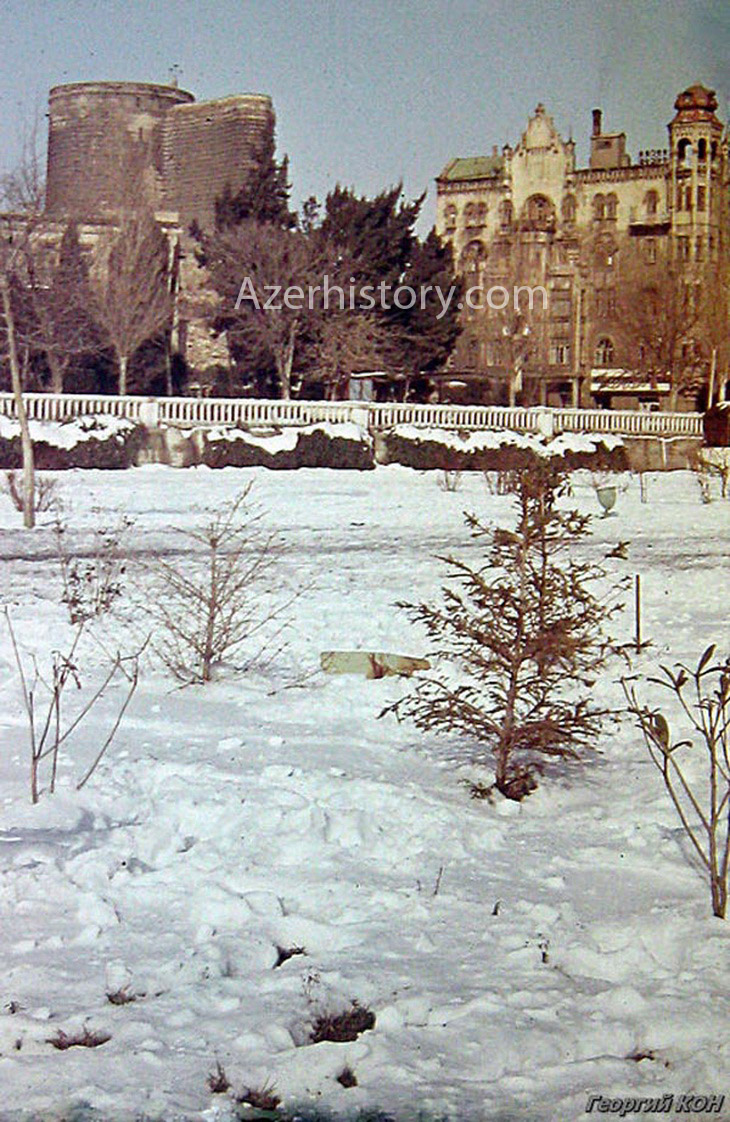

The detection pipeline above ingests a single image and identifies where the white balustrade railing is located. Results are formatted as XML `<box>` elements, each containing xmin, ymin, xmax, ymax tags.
<box><xmin>0</xmin><ymin>392</ymin><xmax>705</xmax><ymax>438</ymax></box>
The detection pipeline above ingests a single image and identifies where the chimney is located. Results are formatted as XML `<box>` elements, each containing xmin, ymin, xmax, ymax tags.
<box><xmin>592</xmin><ymin>108</ymin><xmax>602</xmax><ymax>136</ymax></box>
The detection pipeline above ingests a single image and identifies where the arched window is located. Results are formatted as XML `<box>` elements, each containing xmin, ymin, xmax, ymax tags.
<box><xmin>594</xmin><ymin>337</ymin><xmax>615</xmax><ymax>366</ymax></box>
<box><xmin>444</xmin><ymin>204</ymin><xmax>457</xmax><ymax>229</ymax></box>
<box><xmin>464</xmin><ymin>202</ymin><xmax>477</xmax><ymax>225</ymax></box>
<box><xmin>593</xmin><ymin>193</ymin><xmax>606</xmax><ymax>221</ymax></box>
<box><xmin>460</xmin><ymin>239</ymin><xmax>487</xmax><ymax>277</ymax></box>
<box><xmin>523</xmin><ymin>194</ymin><xmax>555</xmax><ymax>231</ymax></box>
<box><xmin>644</xmin><ymin>190</ymin><xmax>658</xmax><ymax>217</ymax></box>
<box><xmin>476</xmin><ymin>202</ymin><xmax>487</xmax><ymax>225</ymax></box>
<box><xmin>594</xmin><ymin>235</ymin><xmax>617</xmax><ymax>269</ymax></box>
<box><xmin>711</xmin><ymin>140</ymin><xmax>719</xmax><ymax>162</ymax></box>
<box><xmin>677</xmin><ymin>138</ymin><xmax>692</xmax><ymax>167</ymax></box>
<box><xmin>697</xmin><ymin>138</ymin><xmax>707</xmax><ymax>161</ymax></box>
<box><xmin>605</xmin><ymin>193</ymin><xmax>618</xmax><ymax>220</ymax></box>
<box><xmin>499</xmin><ymin>199</ymin><xmax>513</xmax><ymax>229</ymax></box>
<box><xmin>562</xmin><ymin>194</ymin><xmax>576</xmax><ymax>224</ymax></box>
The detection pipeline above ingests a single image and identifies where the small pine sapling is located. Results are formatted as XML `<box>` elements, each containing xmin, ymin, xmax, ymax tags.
<box><xmin>386</xmin><ymin>464</ymin><xmax>623</xmax><ymax>799</ymax></box>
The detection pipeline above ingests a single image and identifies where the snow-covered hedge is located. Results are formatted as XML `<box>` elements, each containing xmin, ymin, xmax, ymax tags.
<box><xmin>381</xmin><ymin>424</ymin><xmax>629</xmax><ymax>472</ymax></box>
<box><xmin>201</xmin><ymin>421</ymin><xmax>375</xmax><ymax>470</ymax></box>
<box><xmin>0</xmin><ymin>415</ymin><xmax>146</xmax><ymax>470</ymax></box>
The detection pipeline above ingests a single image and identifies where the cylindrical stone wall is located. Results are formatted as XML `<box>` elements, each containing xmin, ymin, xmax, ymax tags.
<box><xmin>162</xmin><ymin>94</ymin><xmax>275</xmax><ymax>229</ymax></box>
<box><xmin>45</xmin><ymin>81</ymin><xmax>195</xmax><ymax>216</ymax></box>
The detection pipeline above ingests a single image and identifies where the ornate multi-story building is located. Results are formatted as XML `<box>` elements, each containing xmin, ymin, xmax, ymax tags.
<box><xmin>436</xmin><ymin>84</ymin><xmax>729</xmax><ymax>409</ymax></box>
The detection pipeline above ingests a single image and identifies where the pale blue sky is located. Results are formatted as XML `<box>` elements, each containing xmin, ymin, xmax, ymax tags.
<box><xmin>0</xmin><ymin>0</ymin><xmax>727</xmax><ymax>229</ymax></box>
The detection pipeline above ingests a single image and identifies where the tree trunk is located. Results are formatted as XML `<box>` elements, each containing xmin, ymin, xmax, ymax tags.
<box><xmin>277</xmin><ymin>320</ymin><xmax>298</xmax><ymax>399</ymax></box>
<box><xmin>1</xmin><ymin>276</ymin><xmax>35</xmax><ymax>528</ymax></box>
<box><xmin>119</xmin><ymin>353</ymin><xmax>128</xmax><ymax>396</ymax></box>
<box><xmin>47</xmin><ymin>352</ymin><xmax>65</xmax><ymax>395</ymax></box>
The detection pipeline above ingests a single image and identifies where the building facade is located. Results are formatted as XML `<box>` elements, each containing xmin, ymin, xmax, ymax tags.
<box><xmin>436</xmin><ymin>84</ymin><xmax>729</xmax><ymax>409</ymax></box>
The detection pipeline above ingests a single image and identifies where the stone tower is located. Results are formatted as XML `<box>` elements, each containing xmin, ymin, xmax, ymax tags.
<box><xmin>45</xmin><ymin>80</ymin><xmax>276</xmax><ymax>230</ymax></box>
<box><xmin>668</xmin><ymin>83</ymin><xmax>726</xmax><ymax>264</ymax></box>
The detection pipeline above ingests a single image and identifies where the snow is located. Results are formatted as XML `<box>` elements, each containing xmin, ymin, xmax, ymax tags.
<box><xmin>206</xmin><ymin>421</ymin><xmax>370</xmax><ymax>453</ymax></box>
<box><xmin>392</xmin><ymin>424</ymin><xmax>624</xmax><ymax>455</ymax></box>
<box><xmin>0</xmin><ymin>414</ymin><xmax>136</xmax><ymax>449</ymax></box>
<box><xmin>0</xmin><ymin>466</ymin><xmax>728</xmax><ymax>1121</ymax></box>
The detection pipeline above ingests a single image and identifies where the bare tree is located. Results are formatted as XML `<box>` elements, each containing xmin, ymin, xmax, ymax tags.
<box><xmin>90</xmin><ymin>211</ymin><xmax>173</xmax><ymax>394</ymax></box>
<box><xmin>616</xmin><ymin>241</ymin><xmax>703</xmax><ymax>411</ymax></box>
<box><xmin>0</xmin><ymin>234</ymin><xmax>35</xmax><ymax>528</ymax></box>
<box><xmin>459</xmin><ymin>238</ymin><xmax>549</xmax><ymax>406</ymax></box>
<box><xmin>0</xmin><ymin>109</ymin><xmax>46</xmax><ymax>215</ymax></box>
<box><xmin>202</xmin><ymin>219</ymin><xmax>330</xmax><ymax>399</ymax></box>
<box><xmin>306</xmin><ymin>312</ymin><xmax>389</xmax><ymax>399</ymax></box>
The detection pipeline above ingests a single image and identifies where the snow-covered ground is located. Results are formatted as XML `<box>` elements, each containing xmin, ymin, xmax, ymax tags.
<box><xmin>0</xmin><ymin>465</ymin><xmax>728</xmax><ymax>1122</ymax></box>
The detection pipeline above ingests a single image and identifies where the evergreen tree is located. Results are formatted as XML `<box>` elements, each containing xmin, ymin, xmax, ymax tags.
<box><xmin>320</xmin><ymin>183</ymin><xmax>422</xmax><ymax>287</ymax></box>
<box><xmin>319</xmin><ymin>185</ymin><xmax>461</xmax><ymax>380</ymax></box>
<box><xmin>215</xmin><ymin>128</ymin><xmax>296</xmax><ymax>230</ymax></box>
<box><xmin>387</xmin><ymin>464</ymin><xmax>622</xmax><ymax>800</ymax></box>
<box><xmin>391</xmin><ymin>228</ymin><xmax>462</xmax><ymax>376</ymax></box>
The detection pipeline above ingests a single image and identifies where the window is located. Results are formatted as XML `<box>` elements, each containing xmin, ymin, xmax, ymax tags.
<box><xmin>676</xmin><ymin>185</ymin><xmax>683</xmax><ymax>211</ymax></box>
<box><xmin>697</xmin><ymin>138</ymin><xmax>707</xmax><ymax>161</ymax></box>
<box><xmin>697</xmin><ymin>186</ymin><xmax>706</xmax><ymax>211</ymax></box>
<box><xmin>477</xmin><ymin>202</ymin><xmax>487</xmax><ymax>225</ymax></box>
<box><xmin>677</xmin><ymin>236</ymin><xmax>690</xmax><ymax>261</ymax></box>
<box><xmin>464</xmin><ymin>202</ymin><xmax>477</xmax><ymax>225</ymax></box>
<box><xmin>562</xmin><ymin>194</ymin><xmax>576</xmax><ymax>224</ymax></box>
<box><xmin>594</xmin><ymin>236</ymin><xmax>617</xmax><ymax>269</ymax></box>
<box><xmin>460</xmin><ymin>239</ymin><xmax>487</xmax><ymax>277</ymax></box>
<box><xmin>594</xmin><ymin>337</ymin><xmax>615</xmax><ymax>366</ymax></box>
<box><xmin>549</xmin><ymin>342</ymin><xmax>570</xmax><ymax>365</ymax></box>
<box><xmin>499</xmin><ymin>200</ymin><xmax>513</xmax><ymax>229</ymax></box>
<box><xmin>605</xmin><ymin>193</ymin><xmax>618</xmax><ymax>220</ymax></box>
<box><xmin>523</xmin><ymin>194</ymin><xmax>555</xmax><ymax>231</ymax></box>
<box><xmin>696</xmin><ymin>237</ymin><xmax>704</xmax><ymax>262</ymax></box>
<box><xmin>645</xmin><ymin>239</ymin><xmax>657</xmax><ymax>264</ymax></box>
<box><xmin>684</xmin><ymin>185</ymin><xmax>692</xmax><ymax>211</ymax></box>
<box><xmin>644</xmin><ymin>190</ymin><xmax>659</xmax><ymax>217</ymax></box>
<box><xmin>592</xmin><ymin>193</ymin><xmax>605</xmax><ymax>221</ymax></box>
<box><xmin>444</xmin><ymin>204</ymin><xmax>457</xmax><ymax>229</ymax></box>
<box><xmin>677</xmin><ymin>138</ymin><xmax>692</xmax><ymax>166</ymax></box>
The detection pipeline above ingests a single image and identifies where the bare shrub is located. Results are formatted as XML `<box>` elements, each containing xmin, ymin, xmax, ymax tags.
<box><xmin>235</xmin><ymin>1081</ymin><xmax>281</xmax><ymax>1111</ymax></box>
<box><xmin>690</xmin><ymin>449</ymin><xmax>730</xmax><ymax>503</ymax></box>
<box><xmin>140</xmin><ymin>484</ymin><xmax>295</xmax><ymax>684</ymax></box>
<box><xmin>47</xmin><ymin>1027</ymin><xmax>111</xmax><ymax>1050</ymax></box>
<box><xmin>624</xmin><ymin>645</ymin><xmax>730</xmax><ymax>919</ymax></box>
<box><xmin>55</xmin><ymin>514</ymin><xmax>131</xmax><ymax>625</ymax></box>
<box><xmin>206</xmin><ymin>1060</ymin><xmax>231</xmax><ymax>1093</ymax></box>
<box><xmin>4</xmin><ymin>470</ymin><xmax>58</xmax><ymax>514</ymax></box>
<box><xmin>5</xmin><ymin>608</ymin><xmax>142</xmax><ymax>803</ymax></box>
<box><xmin>310</xmin><ymin>1001</ymin><xmax>376</xmax><ymax>1044</ymax></box>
